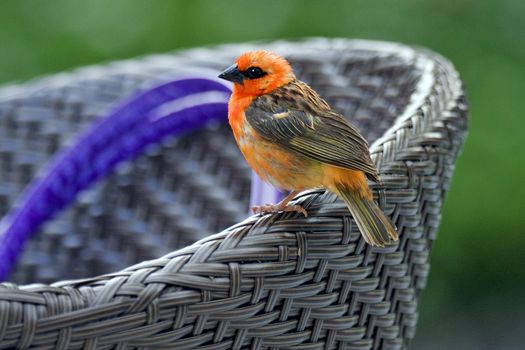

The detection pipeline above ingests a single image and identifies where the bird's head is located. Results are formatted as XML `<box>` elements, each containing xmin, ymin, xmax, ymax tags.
<box><xmin>218</xmin><ymin>51</ymin><xmax>295</xmax><ymax>97</ymax></box>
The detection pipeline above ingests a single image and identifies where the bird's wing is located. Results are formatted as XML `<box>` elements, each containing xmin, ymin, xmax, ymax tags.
<box><xmin>246</xmin><ymin>88</ymin><xmax>380</xmax><ymax>182</ymax></box>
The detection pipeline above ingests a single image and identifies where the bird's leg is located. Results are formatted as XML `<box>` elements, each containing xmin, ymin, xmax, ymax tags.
<box><xmin>252</xmin><ymin>190</ymin><xmax>308</xmax><ymax>217</ymax></box>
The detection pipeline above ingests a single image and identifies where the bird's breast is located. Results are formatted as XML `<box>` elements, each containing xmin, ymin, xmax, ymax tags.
<box><xmin>233</xmin><ymin>119</ymin><xmax>323</xmax><ymax>191</ymax></box>
<box><xmin>228</xmin><ymin>94</ymin><xmax>323</xmax><ymax>190</ymax></box>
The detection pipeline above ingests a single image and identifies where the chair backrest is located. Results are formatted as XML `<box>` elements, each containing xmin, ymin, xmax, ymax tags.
<box><xmin>0</xmin><ymin>77</ymin><xmax>234</xmax><ymax>281</ymax></box>
<box><xmin>0</xmin><ymin>38</ymin><xmax>468</xmax><ymax>349</ymax></box>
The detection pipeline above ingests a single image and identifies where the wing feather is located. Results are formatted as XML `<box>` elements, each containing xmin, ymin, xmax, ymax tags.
<box><xmin>246</xmin><ymin>81</ymin><xmax>380</xmax><ymax>182</ymax></box>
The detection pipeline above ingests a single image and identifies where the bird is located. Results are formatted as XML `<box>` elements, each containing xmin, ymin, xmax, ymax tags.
<box><xmin>218</xmin><ymin>50</ymin><xmax>398</xmax><ymax>247</ymax></box>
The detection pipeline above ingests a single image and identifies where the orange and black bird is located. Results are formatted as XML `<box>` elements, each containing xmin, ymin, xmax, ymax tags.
<box><xmin>219</xmin><ymin>51</ymin><xmax>398</xmax><ymax>246</ymax></box>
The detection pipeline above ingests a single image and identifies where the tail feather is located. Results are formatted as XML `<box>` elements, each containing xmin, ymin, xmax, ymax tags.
<box><xmin>335</xmin><ymin>184</ymin><xmax>398</xmax><ymax>247</ymax></box>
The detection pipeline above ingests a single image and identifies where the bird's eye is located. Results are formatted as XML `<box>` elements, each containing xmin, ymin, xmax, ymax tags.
<box><xmin>243</xmin><ymin>66</ymin><xmax>266</xmax><ymax>79</ymax></box>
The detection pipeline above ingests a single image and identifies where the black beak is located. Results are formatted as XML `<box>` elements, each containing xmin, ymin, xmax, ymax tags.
<box><xmin>218</xmin><ymin>64</ymin><xmax>244</xmax><ymax>84</ymax></box>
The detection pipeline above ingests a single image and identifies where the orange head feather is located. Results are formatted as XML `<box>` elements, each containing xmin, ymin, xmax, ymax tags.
<box><xmin>219</xmin><ymin>51</ymin><xmax>295</xmax><ymax>98</ymax></box>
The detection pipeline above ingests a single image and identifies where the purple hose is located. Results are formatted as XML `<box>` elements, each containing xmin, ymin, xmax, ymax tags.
<box><xmin>0</xmin><ymin>77</ymin><xmax>282</xmax><ymax>281</ymax></box>
<box><xmin>250</xmin><ymin>173</ymin><xmax>284</xmax><ymax>209</ymax></box>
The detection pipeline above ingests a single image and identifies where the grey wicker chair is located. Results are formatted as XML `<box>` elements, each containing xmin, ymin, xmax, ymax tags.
<box><xmin>0</xmin><ymin>39</ymin><xmax>467</xmax><ymax>349</ymax></box>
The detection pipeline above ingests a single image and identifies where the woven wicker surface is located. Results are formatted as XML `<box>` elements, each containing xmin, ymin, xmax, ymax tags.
<box><xmin>0</xmin><ymin>39</ymin><xmax>467</xmax><ymax>349</ymax></box>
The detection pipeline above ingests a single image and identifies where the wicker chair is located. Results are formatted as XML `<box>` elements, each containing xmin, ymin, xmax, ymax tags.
<box><xmin>0</xmin><ymin>39</ymin><xmax>467</xmax><ymax>349</ymax></box>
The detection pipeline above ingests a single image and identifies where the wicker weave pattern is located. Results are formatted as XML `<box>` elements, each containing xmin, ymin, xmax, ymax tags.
<box><xmin>0</xmin><ymin>63</ymin><xmax>250</xmax><ymax>284</ymax></box>
<box><xmin>0</xmin><ymin>39</ymin><xmax>467</xmax><ymax>349</ymax></box>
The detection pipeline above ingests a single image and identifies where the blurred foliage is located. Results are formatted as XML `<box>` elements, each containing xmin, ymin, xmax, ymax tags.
<box><xmin>1</xmin><ymin>0</ymin><xmax>524</xmax><ymax>346</ymax></box>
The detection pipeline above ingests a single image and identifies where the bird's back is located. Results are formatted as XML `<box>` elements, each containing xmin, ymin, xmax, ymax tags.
<box><xmin>245</xmin><ymin>80</ymin><xmax>381</xmax><ymax>183</ymax></box>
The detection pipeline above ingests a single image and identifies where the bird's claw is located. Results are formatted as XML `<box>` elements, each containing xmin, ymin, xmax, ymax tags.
<box><xmin>252</xmin><ymin>203</ymin><xmax>308</xmax><ymax>217</ymax></box>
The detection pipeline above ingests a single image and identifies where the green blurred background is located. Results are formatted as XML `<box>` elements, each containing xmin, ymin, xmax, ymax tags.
<box><xmin>1</xmin><ymin>0</ymin><xmax>524</xmax><ymax>348</ymax></box>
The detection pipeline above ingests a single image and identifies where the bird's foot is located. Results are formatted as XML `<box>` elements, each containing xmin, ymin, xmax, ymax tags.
<box><xmin>252</xmin><ymin>203</ymin><xmax>308</xmax><ymax>217</ymax></box>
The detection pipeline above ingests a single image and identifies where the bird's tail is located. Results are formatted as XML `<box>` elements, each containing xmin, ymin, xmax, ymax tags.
<box><xmin>334</xmin><ymin>183</ymin><xmax>398</xmax><ymax>247</ymax></box>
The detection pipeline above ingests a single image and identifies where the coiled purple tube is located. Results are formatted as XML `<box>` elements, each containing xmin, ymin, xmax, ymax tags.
<box><xmin>0</xmin><ymin>77</ymin><xmax>283</xmax><ymax>281</ymax></box>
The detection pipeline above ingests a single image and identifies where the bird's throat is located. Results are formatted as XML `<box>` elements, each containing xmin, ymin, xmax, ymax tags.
<box><xmin>228</xmin><ymin>94</ymin><xmax>253</xmax><ymax>140</ymax></box>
